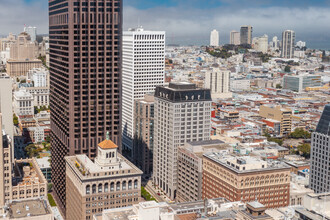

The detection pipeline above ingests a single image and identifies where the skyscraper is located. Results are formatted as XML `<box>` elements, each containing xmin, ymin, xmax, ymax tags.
<box><xmin>281</xmin><ymin>30</ymin><xmax>295</xmax><ymax>58</ymax></box>
<box><xmin>204</xmin><ymin>68</ymin><xmax>231</xmax><ymax>99</ymax></box>
<box><xmin>310</xmin><ymin>105</ymin><xmax>330</xmax><ymax>193</ymax></box>
<box><xmin>49</xmin><ymin>0</ymin><xmax>122</xmax><ymax>213</ymax></box>
<box><xmin>122</xmin><ymin>27</ymin><xmax>165</xmax><ymax>157</ymax></box>
<box><xmin>240</xmin><ymin>25</ymin><xmax>253</xmax><ymax>45</ymax></box>
<box><xmin>210</xmin><ymin>29</ymin><xmax>219</xmax><ymax>47</ymax></box>
<box><xmin>152</xmin><ymin>83</ymin><xmax>212</xmax><ymax>200</ymax></box>
<box><xmin>24</xmin><ymin>26</ymin><xmax>37</xmax><ymax>42</ymax></box>
<box><xmin>230</xmin><ymin>30</ymin><xmax>240</xmax><ymax>45</ymax></box>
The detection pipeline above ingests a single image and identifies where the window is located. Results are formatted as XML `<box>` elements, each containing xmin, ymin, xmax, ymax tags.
<box><xmin>128</xmin><ymin>180</ymin><xmax>132</xmax><ymax>190</ymax></box>
<box><xmin>98</xmin><ymin>184</ymin><xmax>103</xmax><ymax>193</ymax></box>
<box><xmin>122</xmin><ymin>181</ymin><xmax>126</xmax><ymax>190</ymax></box>
<box><xmin>92</xmin><ymin>184</ymin><xmax>96</xmax><ymax>194</ymax></box>
<box><xmin>134</xmin><ymin>180</ymin><xmax>138</xmax><ymax>189</ymax></box>
<box><xmin>104</xmin><ymin>183</ymin><xmax>108</xmax><ymax>192</ymax></box>
<box><xmin>86</xmin><ymin>185</ymin><xmax>90</xmax><ymax>194</ymax></box>
<box><xmin>116</xmin><ymin>182</ymin><xmax>120</xmax><ymax>191</ymax></box>
<box><xmin>110</xmin><ymin>182</ymin><xmax>114</xmax><ymax>192</ymax></box>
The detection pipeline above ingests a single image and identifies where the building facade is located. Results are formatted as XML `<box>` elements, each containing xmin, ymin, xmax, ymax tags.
<box><xmin>6</xmin><ymin>60</ymin><xmax>42</xmax><ymax>77</ymax></box>
<box><xmin>177</xmin><ymin>140</ymin><xmax>229</xmax><ymax>203</ymax></box>
<box><xmin>259</xmin><ymin>105</ymin><xmax>292</xmax><ymax>136</ymax></box>
<box><xmin>230</xmin><ymin>31</ymin><xmax>240</xmax><ymax>45</ymax></box>
<box><xmin>13</xmin><ymin>89</ymin><xmax>34</xmax><ymax>116</ymax></box>
<box><xmin>24</xmin><ymin>26</ymin><xmax>37</xmax><ymax>42</ymax></box>
<box><xmin>49</xmin><ymin>0</ymin><xmax>123</xmax><ymax>212</ymax></box>
<box><xmin>133</xmin><ymin>94</ymin><xmax>155</xmax><ymax>176</ymax></box>
<box><xmin>0</xmin><ymin>73</ymin><xmax>14</xmax><ymax>140</ymax></box>
<box><xmin>310</xmin><ymin>105</ymin><xmax>330</xmax><ymax>193</ymax></box>
<box><xmin>254</xmin><ymin>35</ymin><xmax>268</xmax><ymax>53</ymax></box>
<box><xmin>203</xmin><ymin>154</ymin><xmax>291</xmax><ymax>208</ymax></box>
<box><xmin>210</xmin><ymin>29</ymin><xmax>219</xmax><ymax>47</ymax></box>
<box><xmin>281</xmin><ymin>30</ymin><xmax>295</xmax><ymax>59</ymax></box>
<box><xmin>240</xmin><ymin>26</ymin><xmax>253</xmax><ymax>45</ymax></box>
<box><xmin>122</xmin><ymin>27</ymin><xmax>165</xmax><ymax>156</ymax></box>
<box><xmin>204</xmin><ymin>68</ymin><xmax>231</xmax><ymax>99</ymax></box>
<box><xmin>28</xmin><ymin>68</ymin><xmax>49</xmax><ymax>87</ymax></box>
<box><xmin>152</xmin><ymin>83</ymin><xmax>212</xmax><ymax>200</ymax></box>
<box><xmin>283</xmin><ymin>75</ymin><xmax>322</xmax><ymax>93</ymax></box>
<box><xmin>65</xmin><ymin>137</ymin><xmax>142</xmax><ymax>220</ymax></box>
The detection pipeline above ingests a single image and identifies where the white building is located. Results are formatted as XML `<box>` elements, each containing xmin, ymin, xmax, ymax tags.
<box><xmin>204</xmin><ymin>68</ymin><xmax>232</xmax><ymax>99</ymax></box>
<box><xmin>153</xmin><ymin>83</ymin><xmax>212</xmax><ymax>200</ymax></box>
<box><xmin>254</xmin><ymin>35</ymin><xmax>268</xmax><ymax>53</ymax></box>
<box><xmin>13</xmin><ymin>88</ymin><xmax>34</xmax><ymax>116</ymax></box>
<box><xmin>24</xmin><ymin>26</ymin><xmax>37</xmax><ymax>42</ymax></box>
<box><xmin>271</xmin><ymin>36</ymin><xmax>279</xmax><ymax>50</ymax></box>
<box><xmin>0</xmin><ymin>73</ymin><xmax>14</xmax><ymax>139</ymax></box>
<box><xmin>26</xmin><ymin>87</ymin><xmax>49</xmax><ymax>107</ymax></box>
<box><xmin>230</xmin><ymin>79</ymin><xmax>251</xmax><ymax>91</ymax></box>
<box><xmin>27</xmin><ymin>126</ymin><xmax>46</xmax><ymax>143</ymax></box>
<box><xmin>296</xmin><ymin>41</ymin><xmax>306</xmax><ymax>49</ymax></box>
<box><xmin>230</xmin><ymin>30</ymin><xmax>240</xmax><ymax>45</ymax></box>
<box><xmin>122</xmin><ymin>27</ymin><xmax>165</xmax><ymax>154</ymax></box>
<box><xmin>210</xmin><ymin>29</ymin><xmax>219</xmax><ymax>47</ymax></box>
<box><xmin>0</xmin><ymin>47</ymin><xmax>10</xmax><ymax>65</ymax></box>
<box><xmin>281</xmin><ymin>30</ymin><xmax>295</xmax><ymax>59</ymax></box>
<box><xmin>28</xmin><ymin>68</ymin><xmax>49</xmax><ymax>87</ymax></box>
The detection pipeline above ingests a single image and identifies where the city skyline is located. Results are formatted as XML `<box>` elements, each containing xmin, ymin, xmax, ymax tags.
<box><xmin>1</xmin><ymin>0</ymin><xmax>330</xmax><ymax>49</ymax></box>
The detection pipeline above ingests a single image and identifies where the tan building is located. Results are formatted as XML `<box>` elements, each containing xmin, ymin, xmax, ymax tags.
<box><xmin>9</xmin><ymin>32</ymin><xmax>37</xmax><ymax>61</ymax></box>
<box><xmin>203</xmin><ymin>154</ymin><xmax>291</xmax><ymax>209</ymax></box>
<box><xmin>0</xmin><ymin>114</ymin><xmax>47</xmax><ymax>211</ymax></box>
<box><xmin>236</xmin><ymin>201</ymin><xmax>273</xmax><ymax>220</ymax></box>
<box><xmin>6</xmin><ymin>60</ymin><xmax>42</xmax><ymax>77</ymax></box>
<box><xmin>177</xmin><ymin>140</ymin><xmax>230</xmax><ymax>203</ymax></box>
<box><xmin>3</xmin><ymin>198</ymin><xmax>54</xmax><ymax>220</ymax></box>
<box><xmin>133</xmin><ymin>94</ymin><xmax>154</xmax><ymax>176</ymax></box>
<box><xmin>259</xmin><ymin>105</ymin><xmax>292</xmax><ymax>136</ymax></box>
<box><xmin>65</xmin><ymin>135</ymin><xmax>143</xmax><ymax>220</ymax></box>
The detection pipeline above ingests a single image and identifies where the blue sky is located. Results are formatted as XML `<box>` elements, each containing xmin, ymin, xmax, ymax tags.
<box><xmin>2</xmin><ymin>0</ymin><xmax>330</xmax><ymax>48</ymax></box>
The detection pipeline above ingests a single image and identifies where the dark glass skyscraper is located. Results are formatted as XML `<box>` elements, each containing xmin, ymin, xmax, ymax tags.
<box><xmin>49</xmin><ymin>0</ymin><xmax>122</xmax><ymax>213</ymax></box>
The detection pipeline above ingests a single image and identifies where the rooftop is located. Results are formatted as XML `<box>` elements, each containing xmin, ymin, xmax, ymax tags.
<box><xmin>98</xmin><ymin>139</ymin><xmax>118</xmax><ymax>149</ymax></box>
<box><xmin>7</xmin><ymin>198</ymin><xmax>51</xmax><ymax>219</ymax></box>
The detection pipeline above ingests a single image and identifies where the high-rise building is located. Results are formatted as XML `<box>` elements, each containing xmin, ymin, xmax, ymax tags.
<box><xmin>310</xmin><ymin>105</ymin><xmax>330</xmax><ymax>193</ymax></box>
<box><xmin>49</xmin><ymin>0</ymin><xmax>122</xmax><ymax>213</ymax></box>
<box><xmin>259</xmin><ymin>105</ymin><xmax>292</xmax><ymax>136</ymax></box>
<box><xmin>152</xmin><ymin>83</ymin><xmax>212</xmax><ymax>200</ymax></box>
<box><xmin>254</xmin><ymin>35</ymin><xmax>268</xmax><ymax>53</ymax></box>
<box><xmin>271</xmin><ymin>36</ymin><xmax>279</xmax><ymax>50</ymax></box>
<box><xmin>210</xmin><ymin>29</ymin><xmax>219</xmax><ymax>47</ymax></box>
<box><xmin>283</xmin><ymin>75</ymin><xmax>322</xmax><ymax>93</ymax></box>
<box><xmin>203</xmin><ymin>154</ymin><xmax>291</xmax><ymax>208</ymax></box>
<box><xmin>24</xmin><ymin>26</ymin><xmax>37</xmax><ymax>42</ymax></box>
<box><xmin>230</xmin><ymin>30</ymin><xmax>240</xmax><ymax>45</ymax></box>
<box><xmin>204</xmin><ymin>68</ymin><xmax>232</xmax><ymax>99</ymax></box>
<box><xmin>122</xmin><ymin>27</ymin><xmax>165</xmax><ymax>156</ymax></box>
<box><xmin>281</xmin><ymin>30</ymin><xmax>295</xmax><ymax>58</ymax></box>
<box><xmin>133</xmin><ymin>94</ymin><xmax>155</xmax><ymax>176</ymax></box>
<box><xmin>65</xmin><ymin>136</ymin><xmax>142</xmax><ymax>219</ymax></box>
<box><xmin>296</xmin><ymin>40</ymin><xmax>306</xmax><ymax>49</ymax></box>
<box><xmin>0</xmin><ymin>73</ymin><xmax>13</xmax><ymax>141</ymax></box>
<box><xmin>240</xmin><ymin>25</ymin><xmax>253</xmax><ymax>45</ymax></box>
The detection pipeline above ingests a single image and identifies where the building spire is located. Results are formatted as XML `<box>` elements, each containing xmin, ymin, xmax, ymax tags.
<box><xmin>106</xmin><ymin>131</ymin><xmax>110</xmax><ymax>140</ymax></box>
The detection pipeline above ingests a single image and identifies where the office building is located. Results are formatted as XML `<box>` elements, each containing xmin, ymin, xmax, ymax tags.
<box><xmin>281</xmin><ymin>30</ymin><xmax>295</xmax><ymax>58</ymax></box>
<box><xmin>36</xmin><ymin>157</ymin><xmax>52</xmax><ymax>182</ymax></box>
<box><xmin>0</xmin><ymin>116</ymin><xmax>47</xmax><ymax>209</ymax></box>
<box><xmin>254</xmin><ymin>35</ymin><xmax>268</xmax><ymax>53</ymax></box>
<box><xmin>2</xmin><ymin>198</ymin><xmax>54</xmax><ymax>220</ymax></box>
<box><xmin>9</xmin><ymin>32</ymin><xmax>37</xmax><ymax>61</ymax></box>
<box><xmin>310</xmin><ymin>105</ymin><xmax>330</xmax><ymax>193</ymax></box>
<box><xmin>177</xmin><ymin>140</ymin><xmax>229</xmax><ymax>202</ymax></box>
<box><xmin>24</xmin><ymin>26</ymin><xmax>37</xmax><ymax>42</ymax></box>
<box><xmin>6</xmin><ymin>60</ymin><xmax>42</xmax><ymax>77</ymax></box>
<box><xmin>49</xmin><ymin>0</ymin><xmax>122</xmax><ymax>212</ymax></box>
<box><xmin>230</xmin><ymin>30</ymin><xmax>240</xmax><ymax>45</ymax></box>
<box><xmin>28</xmin><ymin>68</ymin><xmax>49</xmax><ymax>87</ymax></box>
<box><xmin>283</xmin><ymin>75</ymin><xmax>321</xmax><ymax>93</ymax></box>
<box><xmin>204</xmin><ymin>68</ymin><xmax>232</xmax><ymax>99</ymax></box>
<box><xmin>0</xmin><ymin>73</ymin><xmax>14</xmax><ymax>140</ymax></box>
<box><xmin>13</xmin><ymin>89</ymin><xmax>34</xmax><ymax>116</ymax></box>
<box><xmin>122</xmin><ymin>27</ymin><xmax>165</xmax><ymax>156</ymax></box>
<box><xmin>230</xmin><ymin>79</ymin><xmax>251</xmax><ymax>91</ymax></box>
<box><xmin>271</xmin><ymin>36</ymin><xmax>279</xmax><ymax>50</ymax></box>
<box><xmin>152</xmin><ymin>83</ymin><xmax>212</xmax><ymax>200</ymax></box>
<box><xmin>210</xmin><ymin>29</ymin><xmax>219</xmax><ymax>47</ymax></box>
<box><xmin>133</xmin><ymin>94</ymin><xmax>155</xmax><ymax>176</ymax></box>
<box><xmin>240</xmin><ymin>26</ymin><xmax>253</xmax><ymax>45</ymax></box>
<box><xmin>203</xmin><ymin>154</ymin><xmax>291</xmax><ymax>208</ymax></box>
<box><xmin>259</xmin><ymin>105</ymin><xmax>292</xmax><ymax>136</ymax></box>
<box><xmin>65</xmin><ymin>136</ymin><xmax>142</xmax><ymax>220</ymax></box>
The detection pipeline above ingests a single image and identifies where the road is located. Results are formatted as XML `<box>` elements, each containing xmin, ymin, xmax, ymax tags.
<box><xmin>144</xmin><ymin>181</ymin><xmax>166</xmax><ymax>203</ymax></box>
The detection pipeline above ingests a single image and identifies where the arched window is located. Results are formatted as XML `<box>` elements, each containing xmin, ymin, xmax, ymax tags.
<box><xmin>92</xmin><ymin>184</ymin><xmax>96</xmax><ymax>194</ymax></box>
<box><xmin>104</xmin><ymin>183</ymin><xmax>109</xmax><ymax>192</ymax></box>
<box><xmin>110</xmin><ymin>182</ymin><xmax>114</xmax><ymax>192</ymax></box>
<box><xmin>128</xmin><ymin>180</ymin><xmax>132</xmax><ymax>190</ymax></box>
<box><xmin>122</xmin><ymin>181</ymin><xmax>126</xmax><ymax>190</ymax></box>
<box><xmin>134</xmin><ymin>180</ymin><xmax>138</xmax><ymax>189</ymax></box>
<box><xmin>86</xmin><ymin>185</ymin><xmax>90</xmax><ymax>194</ymax></box>
<box><xmin>40</xmin><ymin>188</ymin><xmax>45</xmax><ymax>192</ymax></box>
<box><xmin>116</xmin><ymin>181</ymin><xmax>120</xmax><ymax>191</ymax></box>
<box><xmin>98</xmin><ymin>183</ymin><xmax>103</xmax><ymax>193</ymax></box>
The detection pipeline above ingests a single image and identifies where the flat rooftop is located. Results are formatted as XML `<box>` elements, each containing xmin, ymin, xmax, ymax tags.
<box><xmin>188</xmin><ymin>139</ymin><xmax>225</xmax><ymax>146</ymax></box>
<box><xmin>8</xmin><ymin>199</ymin><xmax>51</xmax><ymax>218</ymax></box>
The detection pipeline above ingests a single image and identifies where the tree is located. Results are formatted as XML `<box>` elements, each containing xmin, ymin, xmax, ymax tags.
<box><xmin>284</xmin><ymin>65</ymin><xmax>291</xmax><ymax>72</ymax></box>
<box><xmin>297</xmin><ymin>143</ymin><xmax>311</xmax><ymax>158</ymax></box>
<box><xmin>289</xmin><ymin>128</ymin><xmax>311</xmax><ymax>139</ymax></box>
<box><xmin>276</xmin><ymin>84</ymin><xmax>282</xmax><ymax>89</ymax></box>
<box><xmin>25</xmin><ymin>144</ymin><xmax>41</xmax><ymax>158</ymax></box>
<box><xmin>13</xmin><ymin>114</ymin><xmax>19</xmax><ymax>126</ymax></box>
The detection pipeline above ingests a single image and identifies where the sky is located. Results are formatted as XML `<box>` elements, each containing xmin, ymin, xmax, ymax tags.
<box><xmin>1</xmin><ymin>0</ymin><xmax>330</xmax><ymax>49</ymax></box>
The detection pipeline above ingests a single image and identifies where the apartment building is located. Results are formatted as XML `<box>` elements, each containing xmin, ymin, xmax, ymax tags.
<box><xmin>259</xmin><ymin>105</ymin><xmax>292</xmax><ymax>136</ymax></box>
<box><xmin>203</xmin><ymin>154</ymin><xmax>291</xmax><ymax>208</ymax></box>
<box><xmin>153</xmin><ymin>83</ymin><xmax>212</xmax><ymax>200</ymax></box>
<box><xmin>177</xmin><ymin>140</ymin><xmax>230</xmax><ymax>202</ymax></box>
<box><xmin>204</xmin><ymin>68</ymin><xmax>232</xmax><ymax>99</ymax></box>
<box><xmin>65</xmin><ymin>135</ymin><xmax>143</xmax><ymax>220</ymax></box>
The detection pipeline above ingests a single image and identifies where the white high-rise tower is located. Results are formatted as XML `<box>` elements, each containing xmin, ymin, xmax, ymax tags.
<box><xmin>281</xmin><ymin>30</ymin><xmax>295</xmax><ymax>58</ymax></box>
<box><xmin>210</xmin><ymin>29</ymin><xmax>219</xmax><ymax>46</ymax></box>
<box><xmin>122</xmin><ymin>27</ymin><xmax>165</xmax><ymax>156</ymax></box>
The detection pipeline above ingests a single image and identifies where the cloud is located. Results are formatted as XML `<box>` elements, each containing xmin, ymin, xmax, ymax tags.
<box><xmin>0</xmin><ymin>0</ymin><xmax>48</xmax><ymax>35</ymax></box>
<box><xmin>123</xmin><ymin>5</ymin><xmax>330</xmax><ymax>48</ymax></box>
